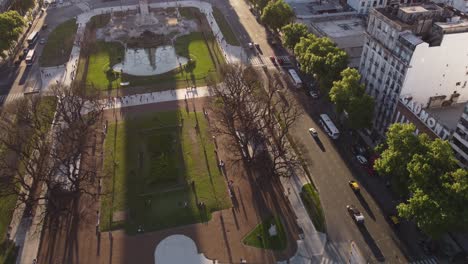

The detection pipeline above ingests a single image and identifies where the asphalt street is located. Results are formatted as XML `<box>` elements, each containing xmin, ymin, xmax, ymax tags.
<box><xmin>217</xmin><ymin>0</ymin><xmax>427</xmax><ymax>262</ymax></box>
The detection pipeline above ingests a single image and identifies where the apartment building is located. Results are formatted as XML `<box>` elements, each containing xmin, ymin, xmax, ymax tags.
<box><xmin>359</xmin><ymin>4</ymin><xmax>468</xmax><ymax>166</ymax></box>
<box><xmin>348</xmin><ymin>0</ymin><xmax>388</xmax><ymax>14</ymax></box>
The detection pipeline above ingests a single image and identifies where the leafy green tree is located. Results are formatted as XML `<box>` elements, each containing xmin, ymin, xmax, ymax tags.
<box><xmin>329</xmin><ymin>68</ymin><xmax>374</xmax><ymax>129</ymax></box>
<box><xmin>281</xmin><ymin>23</ymin><xmax>309</xmax><ymax>50</ymax></box>
<box><xmin>11</xmin><ymin>0</ymin><xmax>34</xmax><ymax>15</ymax></box>
<box><xmin>0</xmin><ymin>11</ymin><xmax>25</xmax><ymax>58</ymax></box>
<box><xmin>294</xmin><ymin>35</ymin><xmax>348</xmax><ymax>93</ymax></box>
<box><xmin>398</xmin><ymin>140</ymin><xmax>468</xmax><ymax>238</ymax></box>
<box><xmin>261</xmin><ymin>0</ymin><xmax>294</xmax><ymax>31</ymax></box>
<box><xmin>347</xmin><ymin>94</ymin><xmax>374</xmax><ymax>130</ymax></box>
<box><xmin>374</xmin><ymin>123</ymin><xmax>429</xmax><ymax>197</ymax></box>
<box><xmin>329</xmin><ymin>68</ymin><xmax>363</xmax><ymax>113</ymax></box>
<box><xmin>250</xmin><ymin>0</ymin><xmax>270</xmax><ymax>10</ymax></box>
<box><xmin>375</xmin><ymin>123</ymin><xmax>468</xmax><ymax>238</ymax></box>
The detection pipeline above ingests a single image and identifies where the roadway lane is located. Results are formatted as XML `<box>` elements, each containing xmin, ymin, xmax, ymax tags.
<box><xmin>290</xmin><ymin>103</ymin><xmax>408</xmax><ymax>262</ymax></box>
<box><xmin>221</xmin><ymin>0</ymin><xmax>410</xmax><ymax>262</ymax></box>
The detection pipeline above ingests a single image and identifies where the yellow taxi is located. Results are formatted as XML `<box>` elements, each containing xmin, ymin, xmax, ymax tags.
<box><xmin>389</xmin><ymin>215</ymin><xmax>400</xmax><ymax>226</ymax></box>
<box><xmin>348</xmin><ymin>180</ymin><xmax>360</xmax><ymax>192</ymax></box>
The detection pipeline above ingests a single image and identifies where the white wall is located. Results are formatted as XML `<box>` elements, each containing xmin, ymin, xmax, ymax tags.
<box><xmin>400</xmin><ymin>32</ymin><xmax>468</xmax><ymax>106</ymax></box>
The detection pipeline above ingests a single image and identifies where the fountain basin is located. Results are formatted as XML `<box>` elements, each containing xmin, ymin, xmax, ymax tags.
<box><xmin>113</xmin><ymin>45</ymin><xmax>188</xmax><ymax>76</ymax></box>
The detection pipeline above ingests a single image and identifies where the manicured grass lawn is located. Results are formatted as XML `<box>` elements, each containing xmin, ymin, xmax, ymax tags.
<box><xmin>212</xmin><ymin>7</ymin><xmax>239</xmax><ymax>46</ymax></box>
<box><xmin>122</xmin><ymin>32</ymin><xmax>222</xmax><ymax>89</ymax></box>
<box><xmin>40</xmin><ymin>19</ymin><xmax>78</xmax><ymax>67</ymax></box>
<box><xmin>86</xmin><ymin>41</ymin><xmax>124</xmax><ymax>90</ymax></box>
<box><xmin>101</xmin><ymin>110</ymin><xmax>230</xmax><ymax>234</ymax></box>
<box><xmin>86</xmin><ymin>32</ymin><xmax>223</xmax><ymax>91</ymax></box>
<box><xmin>243</xmin><ymin>216</ymin><xmax>287</xmax><ymax>251</ymax></box>
<box><xmin>301</xmin><ymin>183</ymin><xmax>326</xmax><ymax>232</ymax></box>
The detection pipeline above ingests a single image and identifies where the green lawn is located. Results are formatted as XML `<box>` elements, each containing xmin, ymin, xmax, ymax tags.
<box><xmin>212</xmin><ymin>7</ymin><xmax>240</xmax><ymax>46</ymax></box>
<box><xmin>243</xmin><ymin>216</ymin><xmax>287</xmax><ymax>251</ymax></box>
<box><xmin>40</xmin><ymin>19</ymin><xmax>78</xmax><ymax>67</ymax></box>
<box><xmin>101</xmin><ymin>110</ymin><xmax>230</xmax><ymax>234</ymax></box>
<box><xmin>86</xmin><ymin>32</ymin><xmax>223</xmax><ymax>91</ymax></box>
<box><xmin>301</xmin><ymin>184</ymin><xmax>326</xmax><ymax>232</ymax></box>
<box><xmin>85</xmin><ymin>41</ymin><xmax>124</xmax><ymax>90</ymax></box>
<box><xmin>122</xmin><ymin>32</ymin><xmax>222</xmax><ymax>89</ymax></box>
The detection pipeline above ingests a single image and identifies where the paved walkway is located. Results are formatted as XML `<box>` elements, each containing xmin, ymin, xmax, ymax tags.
<box><xmin>100</xmin><ymin>86</ymin><xmax>212</xmax><ymax>110</ymax></box>
<box><xmin>154</xmin><ymin>235</ymin><xmax>215</xmax><ymax>264</ymax></box>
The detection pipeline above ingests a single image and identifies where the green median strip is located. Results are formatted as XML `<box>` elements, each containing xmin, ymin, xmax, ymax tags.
<box><xmin>212</xmin><ymin>7</ymin><xmax>240</xmax><ymax>46</ymax></box>
<box><xmin>300</xmin><ymin>183</ymin><xmax>326</xmax><ymax>233</ymax></box>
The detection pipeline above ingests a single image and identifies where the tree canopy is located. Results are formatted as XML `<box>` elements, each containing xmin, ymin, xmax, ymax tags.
<box><xmin>0</xmin><ymin>11</ymin><xmax>25</xmax><ymax>58</ymax></box>
<box><xmin>261</xmin><ymin>0</ymin><xmax>294</xmax><ymax>31</ymax></box>
<box><xmin>329</xmin><ymin>68</ymin><xmax>374</xmax><ymax>129</ymax></box>
<box><xmin>294</xmin><ymin>35</ymin><xmax>348</xmax><ymax>93</ymax></box>
<box><xmin>281</xmin><ymin>23</ymin><xmax>309</xmax><ymax>50</ymax></box>
<box><xmin>375</xmin><ymin>123</ymin><xmax>468</xmax><ymax>238</ymax></box>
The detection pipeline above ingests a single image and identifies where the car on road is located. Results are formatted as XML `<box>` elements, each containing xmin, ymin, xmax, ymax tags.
<box><xmin>348</xmin><ymin>180</ymin><xmax>360</xmax><ymax>192</ymax></box>
<box><xmin>347</xmin><ymin>205</ymin><xmax>365</xmax><ymax>224</ymax></box>
<box><xmin>248</xmin><ymin>42</ymin><xmax>254</xmax><ymax>49</ymax></box>
<box><xmin>39</xmin><ymin>38</ymin><xmax>46</xmax><ymax>44</ymax></box>
<box><xmin>352</xmin><ymin>144</ymin><xmax>367</xmax><ymax>156</ymax></box>
<box><xmin>308</xmin><ymin>128</ymin><xmax>318</xmax><ymax>137</ymax></box>
<box><xmin>276</xmin><ymin>57</ymin><xmax>284</xmax><ymax>65</ymax></box>
<box><xmin>254</xmin><ymin>43</ymin><xmax>260</xmax><ymax>51</ymax></box>
<box><xmin>41</xmin><ymin>23</ymin><xmax>48</xmax><ymax>30</ymax></box>
<box><xmin>309</xmin><ymin>90</ymin><xmax>319</xmax><ymax>99</ymax></box>
<box><xmin>356</xmin><ymin>155</ymin><xmax>368</xmax><ymax>165</ymax></box>
<box><xmin>388</xmin><ymin>215</ymin><xmax>400</xmax><ymax>227</ymax></box>
<box><xmin>269</xmin><ymin>56</ymin><xmax>277</xmax><ymax>65</ymax></box>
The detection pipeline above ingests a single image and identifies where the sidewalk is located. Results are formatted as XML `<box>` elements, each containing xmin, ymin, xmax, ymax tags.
<box><xmin>100</xmin><ymin>86</ymin><xmax>212</xmax><ymax>110</ymax></box>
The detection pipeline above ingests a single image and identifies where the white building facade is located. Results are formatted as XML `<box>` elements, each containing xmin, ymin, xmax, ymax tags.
<box><xmin>359</xmin><ymin>4</ymin><xmax>468</xmax><ymax>166</ymax></box>
<box><xmin>348</xmin><ymin>0</ymin><xmax>388</xmax><ymax>14</ymax></box>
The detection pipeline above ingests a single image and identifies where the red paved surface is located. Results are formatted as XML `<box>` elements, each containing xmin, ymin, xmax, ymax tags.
<box><xmin>37</xmin><ymin>98</ymin><xmax>299</xmax><ymax>264</ymax></box>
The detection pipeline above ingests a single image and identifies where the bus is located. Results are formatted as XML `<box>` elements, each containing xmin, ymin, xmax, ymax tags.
<box><xmin>288</xmin><ymin>69</ymin><xmax>302</xmax><ymax>88</ymax></box>
<box><xmin>25</xmin><ymin>49</ymin><xmax>35</xmax><ymax>65</ymax></box>
<box><xmin>319</xmin><ymin>114</ymin><xmax>340</xmax><ymax>139</ymax></box>
<box><xmin>27</xmin><ymin>31</ymin><xmax>39</xmax><ymax>47</ymax></box>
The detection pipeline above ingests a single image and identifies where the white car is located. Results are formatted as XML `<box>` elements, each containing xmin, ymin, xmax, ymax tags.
<box><xmin>356</xmin><ymin>155</ymin><xmax>368</xmax><ymax>165</ymax></box>
<box><xmin>248</xmin><ymin>42</ymin><xmax>254</xmax><ymax>49</ymax></box>
<box><xmin>39</xmin><ymin>38</ymin><xmax>46</xmax><ymax>44</ymax></box>
<box><xmin>308</xmin><ymin>128</ymin><xmax>318</xmax><ymax>137</ymax></box>
<box><xmin>309</xmin><ymin>90</ymin><xmax>319</xmax><ymax>99</ymax></box>
<box><xmin>347</xmin><ymin>205</ymin><xmax>365</xmax><ymax>224</ymax></box>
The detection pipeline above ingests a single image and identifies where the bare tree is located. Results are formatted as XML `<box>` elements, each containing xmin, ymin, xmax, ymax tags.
<box><xmin>208</xmin><ymin>64</ymin><xmax>303</xmax><ymax>177</ymax></box>
<box><xmin>0</xmin><ymin>84</ymin><xmax>105</xmax><ymax>221</ymax></box>
<box><xmin>209</xmin><ymin>64</ymin><xmax>268</xmax><ymax>162</ymax></box>
<box><xmin>0</xmin><ymin>96</ymin><xmax>58</xmax><ymax>216</ymax></box>
<box><xmin>49</xmin><ymin>84</ymin><xmax>105</xmax><ymax>198</ymax></box>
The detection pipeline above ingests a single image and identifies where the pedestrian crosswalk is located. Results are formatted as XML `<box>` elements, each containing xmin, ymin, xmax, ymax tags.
<box><xmin>249</xmin><ymin>55</ymin><xmax>292</xmax><ymax>67</ymax></box>
<box><xmin>410</xmin><ymin>257</ymin><xmax>438</xmax><ymax>264</ymax></box>
<box><xmin>0</xmin><ymin>93</ymin><xmax>24</xmax><ymax>106</ymax></box>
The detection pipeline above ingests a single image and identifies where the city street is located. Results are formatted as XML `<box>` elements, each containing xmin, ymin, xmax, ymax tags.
<box><xmin>217</xmin><ymin>0</ymin><xmax>433</xmax><ymax>263</ymax></box>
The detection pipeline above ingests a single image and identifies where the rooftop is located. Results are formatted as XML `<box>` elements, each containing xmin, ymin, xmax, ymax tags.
<box><xmin>426</xmin><ymin>102</ymin><xmax>467</xmax><ymax>130</ymax></box>
<box><xmin>309</xmin><ymin>17</ymin><xmax>365</xmax><ymax>67</ymax></box>
<box><xmin>399</xmin><ymin>5</ymin><xmax>442</xmax><ymax>14</ymax></box>
<box><xmin>288</xmin><ymin>0</ymin><xmax>344</xmax><ymax>17</ymax></box>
